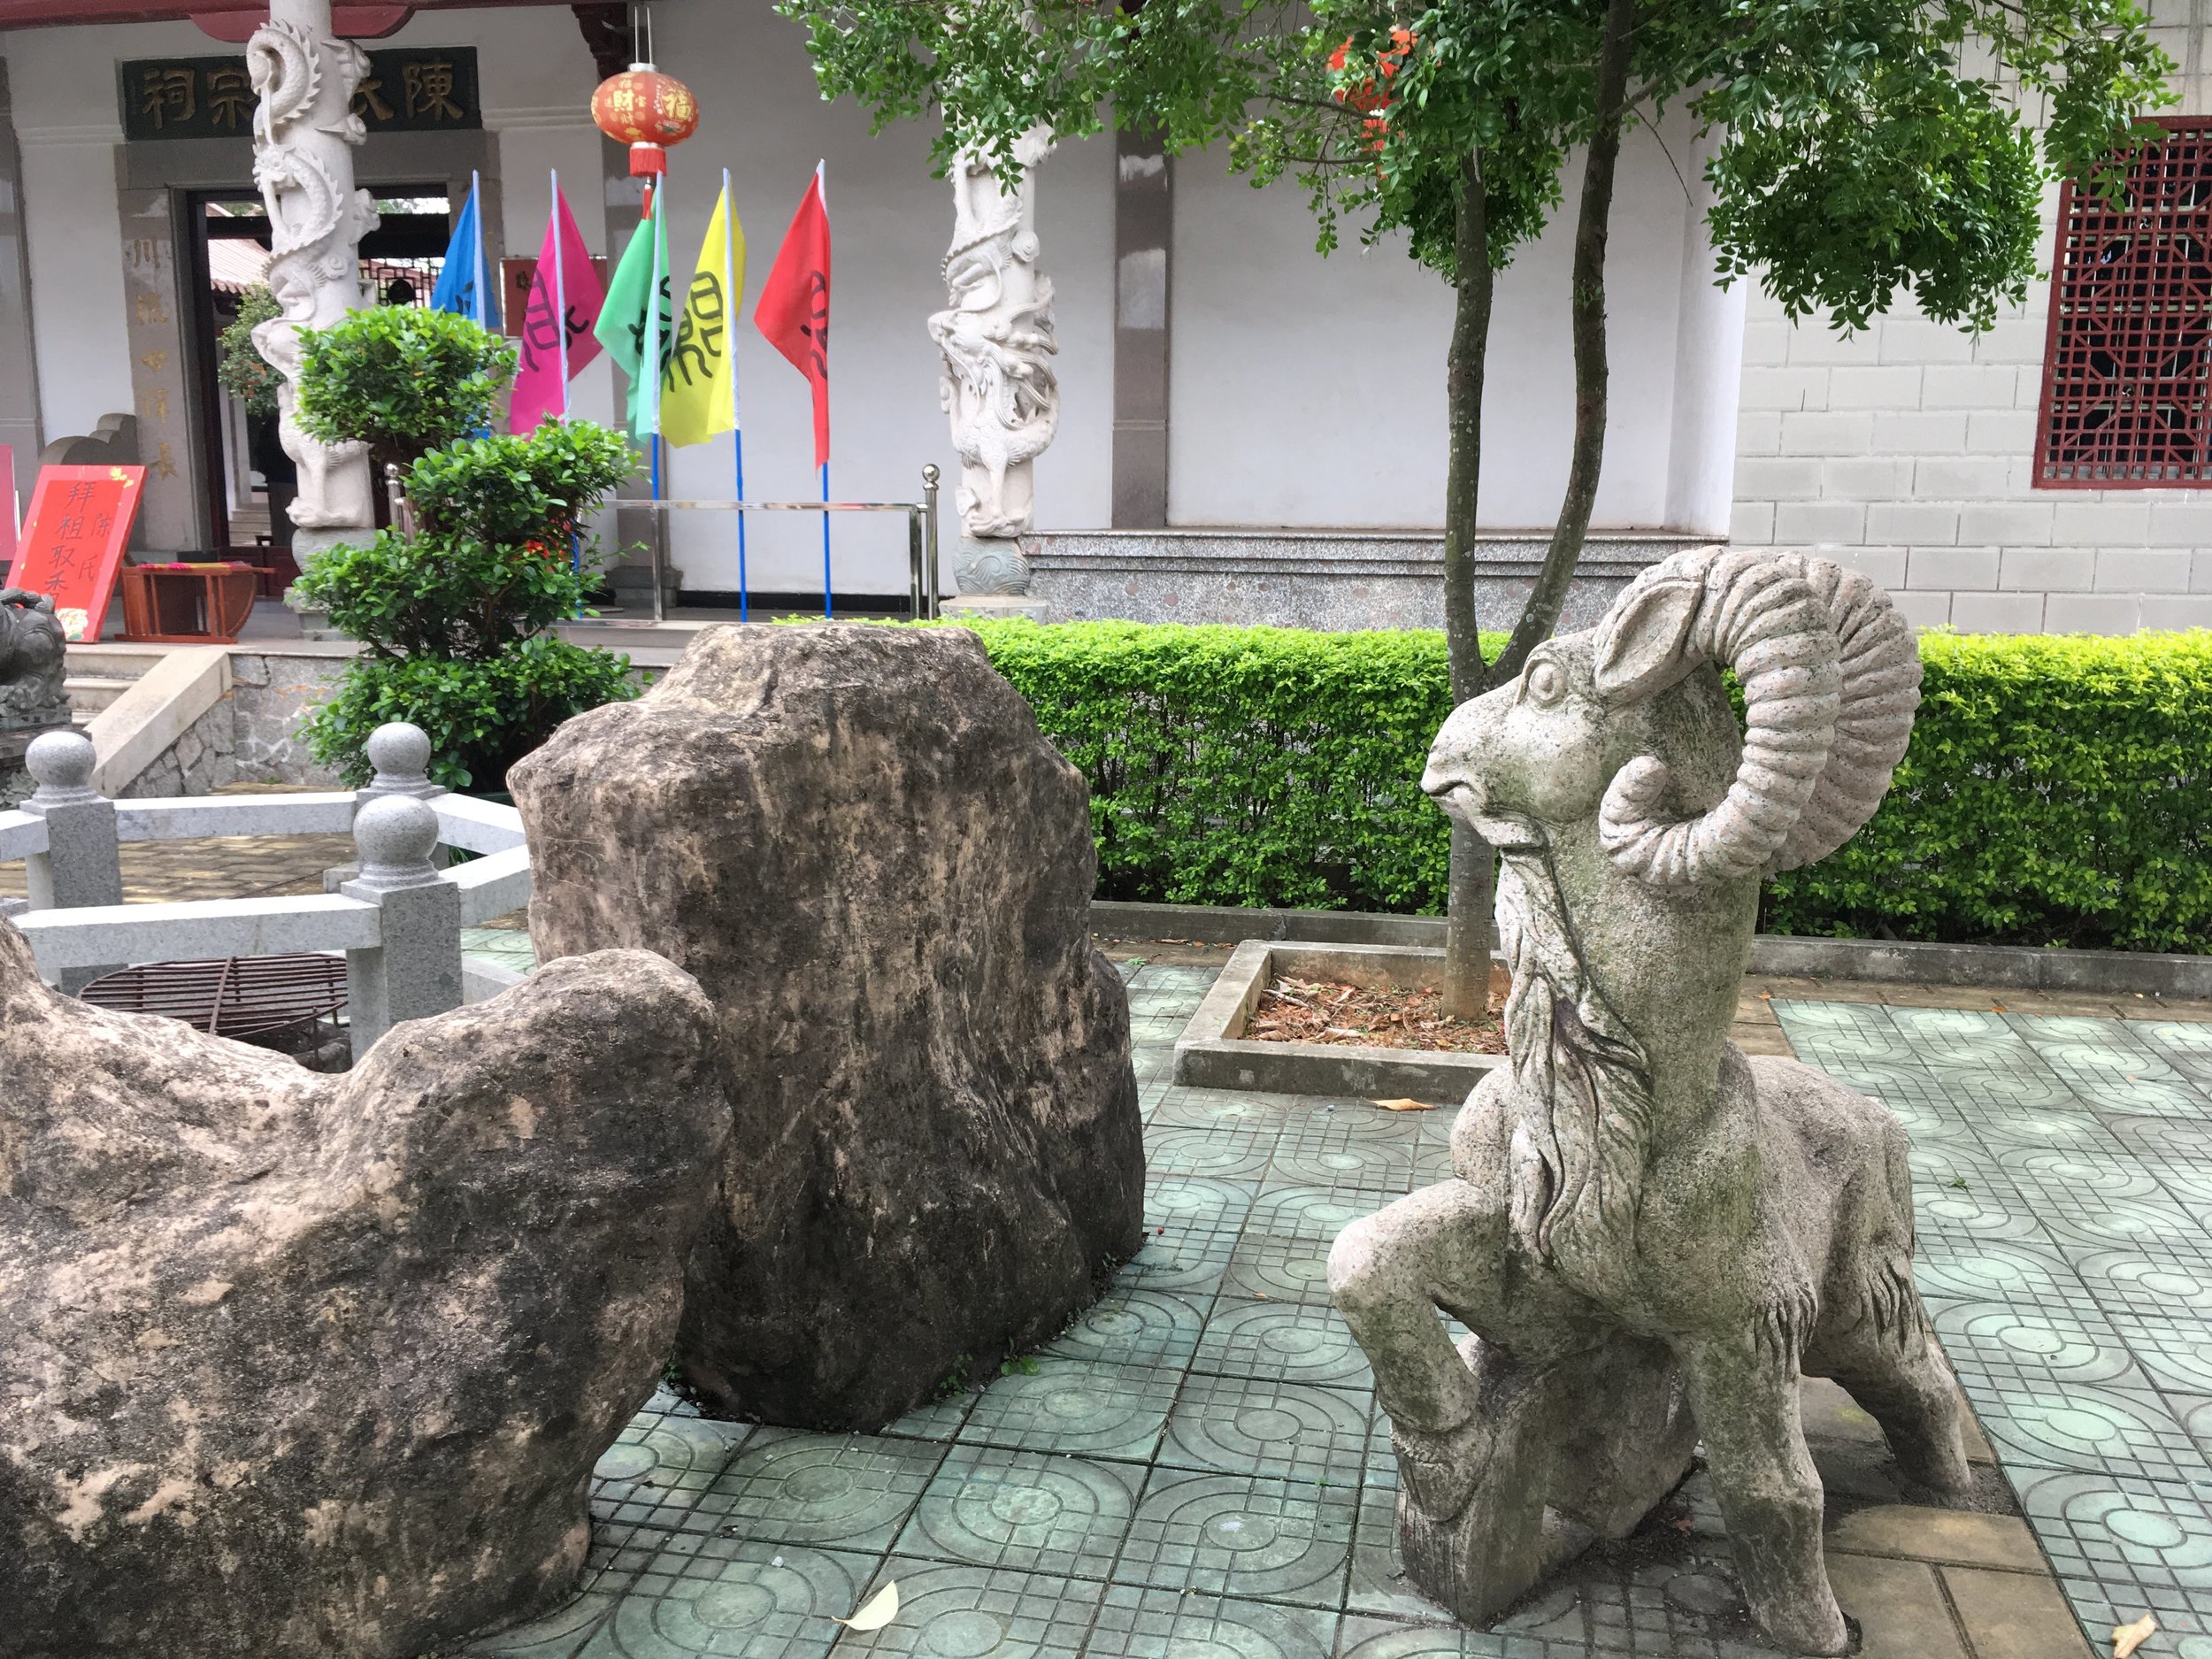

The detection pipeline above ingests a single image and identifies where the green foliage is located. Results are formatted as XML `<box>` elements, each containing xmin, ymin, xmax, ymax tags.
<box><xmin>966</xmin><ymin>620</ymin><xmax>1485</xmax><ymax>913</ymax></box>
<box><xmin>296</xmin><ymin>419</ymin><xmax>641</xmax><ymax>789</ymax></box>
<box><xmin>216</xmin><ymin>288</ymin><xmax>283</xmax><ymax>418</ymax></box>
<box><xmin>1763</xmin><ymin>629</ymin><xmax>2212</xmax><ymax>954</ymax></box>
<box><xmin>964</xmin><ymin>619</ymin><xmax>2212</xmax><ymax>955</ymax></box>
<box><xmin>300</xmin><ymin>637</ymin><xmax>641</xmax><ymax>792</ymax></box>
<box><xmin>293</xmin><ymin>305</ymin><xmax>517</xmax><ymax>461</ymax></box>
<box><xmin>293</xmin><ymin>424</ymin><xmax>634</xmax><ymax>662</ymax></box>
<box><xmin>781</xmin><ymin>0</ymin><xmax>2169</xmax><ymax>325</ymax></box>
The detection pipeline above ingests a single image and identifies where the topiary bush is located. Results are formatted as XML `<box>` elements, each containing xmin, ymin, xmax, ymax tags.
<box><xmin>295</xmin><ymin>420</ymin><xmax>641</xmax><ymax>791</ymax></box>
<box><xmin>216</xmin><ymin>288</ymin><xmax>283</xmax><ymax>418</ymax></box>
<box><xmin>293</xmin><ymin>304</ymin><xmax>517</xmax><ymax>480</ymax></box>
<box><xmin>957</xmin><ymin>618</ymin><xmax>2212</xmax><ymax>955</ymax></box>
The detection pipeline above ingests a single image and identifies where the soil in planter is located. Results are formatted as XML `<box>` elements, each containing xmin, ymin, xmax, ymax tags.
<box><xmin>1247</xmin><ymin>975</ymin><xmax>1505</xmax><ymax>1054</ymax></box>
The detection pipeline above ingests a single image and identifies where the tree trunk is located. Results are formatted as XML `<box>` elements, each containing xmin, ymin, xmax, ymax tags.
<box><xmin>1440</xmin><ymin>151</ymin><xmax>1497</xmax><ymax>1021</ymax></box>
<box><xmin>1489</xmin><ymin>0</ymin><xmax>1637</xmax><ymax>687</ymax></box>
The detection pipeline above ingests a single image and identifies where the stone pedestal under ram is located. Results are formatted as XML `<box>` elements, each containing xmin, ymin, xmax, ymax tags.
<box><xmin>511</xmin><ymin>624</ymin><xmax>1146</xmax><ymax>1431</ymax></box>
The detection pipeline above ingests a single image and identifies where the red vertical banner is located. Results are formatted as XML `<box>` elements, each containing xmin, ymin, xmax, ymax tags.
<box><xmin>5</xmin><ymin>465</ymin><xmax>145</xmax><ymax>641</ymax></box>
<box><xmin>754</xmin><ymin>165</ymin><xmax>831</xmax><ymax>466</ymax></box>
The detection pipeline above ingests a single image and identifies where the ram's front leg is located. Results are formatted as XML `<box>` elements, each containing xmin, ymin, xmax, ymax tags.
<box><xmin>1329</xmin><ymin>1180</ymin><xmax>1491</xmax><ymax>1513</ymax></box>
<box><xmin>1679</xmin><ymin>1329</ymin><xmax>1847</xmax><ymax>1655</ymax></box>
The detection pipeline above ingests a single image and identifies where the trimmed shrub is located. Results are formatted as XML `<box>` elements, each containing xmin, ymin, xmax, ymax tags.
<box><xmin>960</xmin><ymin>618</ymin><xmax>2212</xmax><ymax>955</ymax></box>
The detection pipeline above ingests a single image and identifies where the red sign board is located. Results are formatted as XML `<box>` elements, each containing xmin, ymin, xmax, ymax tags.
<box><xmin>4</xmin><ymin>465</ymin><xmax>146</xmax><ymax>641</ymax></box>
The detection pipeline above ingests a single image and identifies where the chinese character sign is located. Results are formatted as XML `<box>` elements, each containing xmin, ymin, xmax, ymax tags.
<box><xmin>5</xmin><ymin>467</ymin><xmax>145</xmax><ymax>642</ymax></box>
<box><xmin>119</xmin><ymin>50</ymin><xmax>480</xmax><ymax>141</ymax></box>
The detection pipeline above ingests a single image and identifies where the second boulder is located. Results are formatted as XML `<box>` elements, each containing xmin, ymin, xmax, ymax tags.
<box><xmin>510</xmin><ymin>624</ymin><xmax>1145</xmax><ymax>1428</ymax></box>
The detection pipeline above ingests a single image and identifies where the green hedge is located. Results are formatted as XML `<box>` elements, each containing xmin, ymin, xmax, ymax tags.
<box><xmin>963</xmin><ymin>619</ymin><xmax>2212</xmax><ymax>955</ymax></box>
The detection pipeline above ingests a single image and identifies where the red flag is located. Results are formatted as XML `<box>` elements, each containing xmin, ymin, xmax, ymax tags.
<box><xmin>508</xmin><ymin>185</ymin><xmax>606</xmax><ymax>434</ymax></box>
<box><xmin>754</xmin><ymin>163</ymin><xmax>831</xmax><ymax>466</ymax></box>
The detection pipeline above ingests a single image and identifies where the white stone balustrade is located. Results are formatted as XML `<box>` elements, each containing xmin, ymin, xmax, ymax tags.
<box><xmin>0</xmin><ymin>722</ymin><xmax>532</xmax><ymax>1055</ymax></box>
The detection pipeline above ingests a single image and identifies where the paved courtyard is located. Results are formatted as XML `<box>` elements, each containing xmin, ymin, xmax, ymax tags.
<box><xmin>443</xmin><ymin>958</ymin><xmax>2212</xmax><ymax>1659</ymax></box>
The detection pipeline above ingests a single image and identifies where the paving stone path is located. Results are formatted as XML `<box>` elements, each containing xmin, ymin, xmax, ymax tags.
<box><xmin>440</xmin><ymin>959</ymin><xmax>2212</xmax><ymax>1659</ymax></box>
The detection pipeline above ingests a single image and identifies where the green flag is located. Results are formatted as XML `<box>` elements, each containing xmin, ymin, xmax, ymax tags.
<box><xmin>594</xmin><ymin>199</ymin><xmax>673</xmax><ymax>442</ymax></box>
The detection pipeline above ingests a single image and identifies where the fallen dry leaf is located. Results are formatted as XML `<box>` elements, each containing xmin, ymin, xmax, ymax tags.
<box><xmin>2115</xmin><ymin>1614</ymin><xmax>2156</xmax><ymax>1659</ymax></box>
<box><xmin>838</xmin><ymin>1582</ymin><xmax>900</xmax><ymax>1632</ymax></box>
<box><xmin>1371</xmin><ymin>1098</ymin><xmax>1436</xmax><ymax>1112</ymax></box>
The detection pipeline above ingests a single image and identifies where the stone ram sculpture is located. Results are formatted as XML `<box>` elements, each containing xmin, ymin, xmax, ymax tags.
<box><xmin>1329</xmin><ymin>548</ymin><xmax>1967</xmax><ymax>1654</ymax></box>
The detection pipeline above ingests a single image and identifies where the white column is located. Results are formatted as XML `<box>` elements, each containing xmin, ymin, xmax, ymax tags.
<box><xmin>247</xmin><ymin>0</ymin><xmax>377</xmax><ymax>547</ymax></box>
<box><xmin>931</xmin><ymin>127</ymin><xmax>1060</xmax><ymax>594</ymax></box>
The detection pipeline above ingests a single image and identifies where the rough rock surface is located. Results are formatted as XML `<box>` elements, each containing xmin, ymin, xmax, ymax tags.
<box><xmin>0</xmin><ymin>920</ymin><xmax>728</xmax><ymax>1658</ymax></box>
<box><xmin>511</xmin><ymin>623</ymin><xmax>1145</xmax><ymax>1430</ymax></box>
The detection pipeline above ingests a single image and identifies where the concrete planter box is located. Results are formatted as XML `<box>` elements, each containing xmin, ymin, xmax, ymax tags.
<box><xmin>1172</xmin><ymin>939</ymin><xmax>1505</xmax><ymax>1103</ymax></box>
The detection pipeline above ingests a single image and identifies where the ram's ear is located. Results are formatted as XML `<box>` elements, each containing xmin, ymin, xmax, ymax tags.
<box><xmin>1592</xmin><ymin>577</ymin><xmax>1701</xmax><ymax>703</ymax></box>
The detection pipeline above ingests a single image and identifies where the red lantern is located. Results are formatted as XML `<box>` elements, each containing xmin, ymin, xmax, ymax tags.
<box><xmin>591</xmin><ymin>63</ymin><xmax>700</xmax><ymax>180</ymax></box>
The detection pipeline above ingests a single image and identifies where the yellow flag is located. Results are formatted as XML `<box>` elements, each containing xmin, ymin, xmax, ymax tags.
<box><xmin>661</xmin><ymin>186</ymin><xmax>744</xmax><ymax>448</ymax></box>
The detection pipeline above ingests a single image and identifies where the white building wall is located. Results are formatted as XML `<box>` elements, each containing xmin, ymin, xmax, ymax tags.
<box><xmin>1731</xmin><ymin>1</ymin><xmax>2212</xmax><ymax>634</ymax></box>
<box><xmin>1171</xmin><ymin>111</ymin><xmax>1743</xmax><ymax>534</ymax></box>
<box><xmin>3</xmin><ymin>1</ymin><xmax>1747</xmax><ymax>594</ymax></box>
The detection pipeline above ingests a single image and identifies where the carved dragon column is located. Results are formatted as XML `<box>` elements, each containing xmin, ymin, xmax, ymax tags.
<box><xmin>248</xmin><ymin>0</ymin><xmax>378</xmax><ymax>556</ymax></box>
<box><xmin>930</xmin><ymin>127</ymin><xmax>1060</xmax><ymax>598</ymax></box>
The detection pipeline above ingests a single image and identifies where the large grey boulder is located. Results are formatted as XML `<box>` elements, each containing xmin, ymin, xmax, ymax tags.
<box><xmin>510</xmin><ymin>623</ymin><xmax>1145</xmax><ymax>1430</ymax></box>
<box><xmin>0</xmin><ymin>920</ymin><xmax>728</xmax><ymax>1658</ymax></box>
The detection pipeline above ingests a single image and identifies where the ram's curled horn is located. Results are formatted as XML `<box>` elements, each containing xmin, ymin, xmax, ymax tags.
<box><xmin>1591</xmin><ymin>548</ymin><xmax>1844</xmax><ymax>888</ymax></box>
<box><xmin>1763</xmin><ymin>557</ymin><xmax>1922</xmax><ymax>873</ymax></box>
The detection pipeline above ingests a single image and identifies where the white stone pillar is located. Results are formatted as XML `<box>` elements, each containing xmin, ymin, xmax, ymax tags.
<box><xmin>930</xmin><ymin>127</ymin><xmax>1060</xmax><ymax>595</ymax></box>
<box><xmin>247</xmin><ymin>0</ymin><xmax>378</xmax><ymax>552</ymax></box>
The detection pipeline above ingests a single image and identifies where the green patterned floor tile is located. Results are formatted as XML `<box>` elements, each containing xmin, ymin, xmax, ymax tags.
<box><xmin>1114</xmin><ymin>1469</ymin><xmax>1356</xmax><ymax>1607</ymax></box>
<box><xmin>1194</xmin><ymin>1300</ymin><xmax>1374</xmax><ymax>1390</ymax></box>
<box><xmin>1153</xmin><ymin>1093</ymin><xmax>1302</xmax><ymax>1138</ymax></box>
<box><xmin>955</xmin><ymin>1356</ymin><xmax>1179</xmax><ymax>1460</ymax></box>
<box><xmin>1346</xmin><ymin>1495</ymin><xmax>1448</xmax><ymax>1624</ymax></box>
<box><xmin>577</xmin><ymin>1537</ymin><xmax>875</xmax><ymax>1659</ymax></box>
<box><xmin>1908</xmin><ymin>1145</ymin><xmax>2043</xmax><ymax>1243</ymax></box>
<box><xmin>2074</xmin><ymin>1248</ymin><xmax>2212</xmax><ymax>1321</ymax></box>
<box><xmin>1968</xmin><ymin>1102</ymin><xmax>2129</xmax><ymax>1158</ymax></box>
<box><xmin>1884</xmin><ymin>1235</ymin><xmax>2098</xmax><ymax>1315</ymax></box>
<box><xmin>1083</xmin><ymin>1585</ymin><xmax>1339</xmax><ymax>1659</ymax></box>
<box><xmin>592</xmin><ymin>1416</ymin><xmax>754</xmax><ymax>1532</ymax></box>
<box><xmin>1159</xmin><ymin>1374</ymin><xmax>1372</xmax><ymax>1486</ymax></box>
<box><xmin>2016</xmin><ymin>1467</ymin><xmax>2212</xmax><ymax>1604</ymax></box>
<box><xmin>877</xmin><ymin>1388</ymin><xmax>976</xmax><ymax>1444</ymax></box>
<box><xmin>1045</xmin><ymin>1287</ymin><xmax>1210</xmax><ymax>1371</ymax></box>
<box><xmin>1929</xmin><ymin>1299</ymin><xmax>2150</xmax><ymax>1389</ymax></box>
<box><xmin>2105</xmin><ymin>1312</ymin><xmax>2212</xmax><ymax>1394</ymax></box>
<box><xmin>466</xmin><ymin>1589</ymin><xmax>620</xmax><ymax>1657</ymax></box>
<box><xmin>1967</xmin><ymin>1380</ymin><xmax>2205</xmax><ymax>1480</ymax></box>
<box><xmin>1885</xmin><ymin>1006</ymin><xmax>2039</xmax><ymax>1068</ymax></box>
<box><xmin>833</xmin><ymin>1559</ymin><xmax>1110</xmax><ymax>1659</ymax></box>
<box><xmin>1148</xmin><ymin>1174</ymin><xmax>1258</xmax><ymax>1238</ymax></box>
<box><xmin>893</xmin><ymin>1446</ymin><xmax>1139</xmax><ymax>1579</ymax></box>
<box><xmin>2148</xmin><ymin>1159</ymin><xmax>2212</xmax><ymax>1219</ymax></box>
<box><xmin>1248</xmin><ymin>1186</ymin><xmax>1400</xmax><ymax>1245</ymax></box>
<box><xmin>1223</xmin><ymin>1233</ymin><xmax>1340</xmax><ymax>1306</ymax></box>
<box><xmin>1922</xmin><ymin>1057</ymin><xmax>2084</xmax><ymax>1116</ymax></box>
<box><xmin>1267</xmin><ymin>1134</ymin><xmax>1417</xmax><ymax>1194</ymax></box>
<box><xmin>1146</xmin><ymin>1127</ymin><xmax>1278</xmax><ymax>1182</ymax></box>
<box><xmin>699</xmin><ymin>1431</ymin><xmax>944</xmax><ymax>1551</ymax></box>
<box><xmin>2111</xmin><ymin>1114</ymin><xmax>2212</xmax><ymax>1168</ymax></box>
<box><xmin>1336</xmin><ymin>1617</ymin><xmax>1474</xmax><ymax>1659</ymax></box>
<box><xmin>1997</xmin><ymin>1146</ymin><xmax>2210</xmax><ymax>1256</ymax></box>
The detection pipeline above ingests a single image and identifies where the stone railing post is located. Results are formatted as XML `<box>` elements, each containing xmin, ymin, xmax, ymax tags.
<box><xmin>326</xmin><ymin>722</ymin><xmax>444</xmax><ymax>891</ymax></box>
<box><xmin>21</xmin><ymin>730</ymin><xmax>122</xmax><ymax>994</ymax></box>
<box><xmin>342</xmin><ymin>795</ymin><xmax>462</xmax><ymax>1056</ymax></box>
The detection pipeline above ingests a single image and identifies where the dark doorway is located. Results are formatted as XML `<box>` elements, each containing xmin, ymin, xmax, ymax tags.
<box><xmin>180</xmin><ymin>184</ymin><xmax>454</xmax><ymax>581</ymax></box>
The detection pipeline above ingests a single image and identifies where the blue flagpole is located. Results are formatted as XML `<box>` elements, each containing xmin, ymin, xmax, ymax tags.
<box><xmin>819</xmin><ymin>460</ymin><xmax>831</xmax><ymax>619</ymax></box>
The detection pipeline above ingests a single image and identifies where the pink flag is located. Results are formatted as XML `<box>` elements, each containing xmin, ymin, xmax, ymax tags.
<box><xmin>508</xmin><ymin>187</ymin><xmax>606</xmax><ymax>434</ymax></box>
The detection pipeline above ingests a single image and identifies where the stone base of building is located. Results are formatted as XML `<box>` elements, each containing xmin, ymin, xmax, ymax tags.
<box><xmin>1016</xmin><ymin>529</ymin><xmax>1713</xmax><ymax>631</ymax></box>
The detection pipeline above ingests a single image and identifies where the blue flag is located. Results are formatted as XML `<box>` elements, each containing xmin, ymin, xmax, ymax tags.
<box><xmin>429</xmin><ymin>174</ymin><xmax>499</xmax><ymax>331</ymax></box>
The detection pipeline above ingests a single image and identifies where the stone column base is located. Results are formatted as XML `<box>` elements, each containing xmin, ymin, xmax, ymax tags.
<box><xmin>943</xmin><ymin>595</ymin><xmax>1055</xmax><ymax>623</ymax></box>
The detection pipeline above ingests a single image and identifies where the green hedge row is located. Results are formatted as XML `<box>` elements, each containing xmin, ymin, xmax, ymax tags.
<box><xmin>964</xmin><ymin>619</ymin><xmax>2212</xmax><ymax>955</ymax></box>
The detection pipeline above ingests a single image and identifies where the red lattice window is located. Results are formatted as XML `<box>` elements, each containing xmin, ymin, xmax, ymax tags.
<box><xmin>2037</xmin><ymin>118</ymin><xmax>2212</xmax><ymax>488</ymax></box>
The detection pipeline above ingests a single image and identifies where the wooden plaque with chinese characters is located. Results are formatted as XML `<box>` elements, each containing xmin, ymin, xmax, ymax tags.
<box><xmin>119</xmin><ymin>48</ymin><xmax>480</xmax><ymax>141</ymax></box>
<box><xmin>5</xmin><ymin>467</ymin><xmax>147</xmax><ymax>642</ymax></box>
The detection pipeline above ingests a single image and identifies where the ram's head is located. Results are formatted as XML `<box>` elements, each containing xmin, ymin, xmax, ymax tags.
<box><xmin>1423</xmin><ymin>550</ymin><xmax>1921</xmax><ymax>887</ymax></box>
